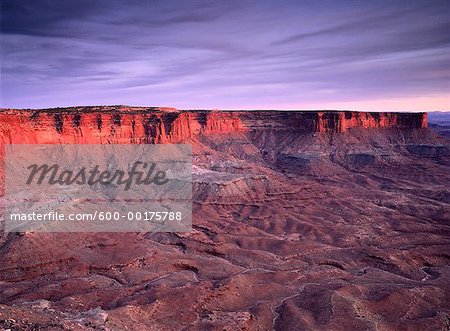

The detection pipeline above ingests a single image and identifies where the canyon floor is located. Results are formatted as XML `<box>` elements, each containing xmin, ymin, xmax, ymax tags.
<box><xmin>0</xmin><ymin>111</ymin><xmax>449</xmax><ymax>330</ymax></box>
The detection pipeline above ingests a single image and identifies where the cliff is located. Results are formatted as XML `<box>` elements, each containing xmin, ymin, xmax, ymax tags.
<box><xmin>0</xmin><ymin>107</ymin><xmax>427</xmax><ymax>145</ymax></box>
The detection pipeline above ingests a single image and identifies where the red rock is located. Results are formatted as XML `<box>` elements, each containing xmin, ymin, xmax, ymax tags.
<box><xmin>0</xmin><ymin>107</ymin><xmax>427</xmax><ymax>144</ymax></box>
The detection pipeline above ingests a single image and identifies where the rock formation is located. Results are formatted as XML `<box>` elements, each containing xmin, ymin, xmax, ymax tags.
<box><xmin>0</xmin><ymin>107</ymin><xmax>427</xmax><ymax>144</ymax></box>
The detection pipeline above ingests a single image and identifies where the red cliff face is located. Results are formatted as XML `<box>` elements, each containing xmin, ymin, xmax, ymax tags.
<box><xmin>316</xmin><ymin>111</ymin><xmax>427</xmax><ymax>133</ymax></box>
<box><xmin>0</xmin><ymin>107</ymin><xmax>427</xmax><ymax>145</ymax></box>
<box><xmin>204</xmin><ymin>112</ymin><xmax>246</xmax><ymax>133</ymax></box>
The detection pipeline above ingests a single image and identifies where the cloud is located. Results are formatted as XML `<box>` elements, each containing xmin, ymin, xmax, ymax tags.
<box><xmin>1</xmin><ymin>0</ymin><xmax>449</xmax><ymax>110</ymax></box>
<box><xmin>273</xmin><ymin>1</ymin><xmax>444</xmax><ymax>44</ymax></box>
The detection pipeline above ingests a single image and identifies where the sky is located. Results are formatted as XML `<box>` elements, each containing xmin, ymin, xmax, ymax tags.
<box><xmin>1</xmin><ymin>0</ymin><xmax>449</xmax><ymax>111</ymax></box>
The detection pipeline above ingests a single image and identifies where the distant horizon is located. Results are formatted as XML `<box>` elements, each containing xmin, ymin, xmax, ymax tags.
<box><xmin>1</xmin><ymin>104</ymin><xmax>449</xmax><ymax>113</ymax></box>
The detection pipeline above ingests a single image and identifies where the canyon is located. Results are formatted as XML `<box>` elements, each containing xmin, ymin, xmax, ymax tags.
<box><xmin>0</xmin><ymin>107</ymin><xmax>449</xmax><ymax>330</ymax></box>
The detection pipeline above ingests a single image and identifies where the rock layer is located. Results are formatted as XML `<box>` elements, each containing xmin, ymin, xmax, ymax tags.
<box><xmin>0</xmin><ymin>107</ymin><xmax>427</xmax><ymax>144</ymax></box>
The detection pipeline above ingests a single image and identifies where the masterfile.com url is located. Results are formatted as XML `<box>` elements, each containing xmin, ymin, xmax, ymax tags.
<box><xmin>9</xmin><ymin>211</ymin><xmax>183</xmax><ymax>222</ymax></box>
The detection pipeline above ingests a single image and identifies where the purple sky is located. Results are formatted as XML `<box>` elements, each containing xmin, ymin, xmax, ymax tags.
<box><xmin>1</xmin><ymin>0</ymin><xmax>449</xmax><ymax>110</ymax></box>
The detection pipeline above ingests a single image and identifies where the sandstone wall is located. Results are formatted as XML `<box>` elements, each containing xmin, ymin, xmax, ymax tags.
<box><xmin>0</xmin><ymin>108</ymin><xmax>427</xmax><ymax>144</ymax></box>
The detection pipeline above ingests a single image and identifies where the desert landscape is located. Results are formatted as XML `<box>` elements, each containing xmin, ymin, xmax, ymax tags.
<box><xmin>0</xmin><ymin>107</ymin><xmax>449</xmax><ymax>330</ymax></box>
<box><xmin>1</xmin><ymin>0</ymin><xmax>449</xmax><ymax>329</ymax></box>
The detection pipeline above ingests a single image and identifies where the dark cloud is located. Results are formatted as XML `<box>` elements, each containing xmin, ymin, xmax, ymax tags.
<box><xmin>273</xmin><ymin>1</ymin><xmax>445</xmax><ymax>44</ymax></box>
<box><xmin>1</xmin><ymin>0</ymin><xmax>103</xmax><ymax>37</ymax></box>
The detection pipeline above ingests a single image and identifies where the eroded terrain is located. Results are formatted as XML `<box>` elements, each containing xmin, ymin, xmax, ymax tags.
<box><xmin>0</xmin><ymin>108</ymin><xmax>449</xmax><ymax>330</ymax></box>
